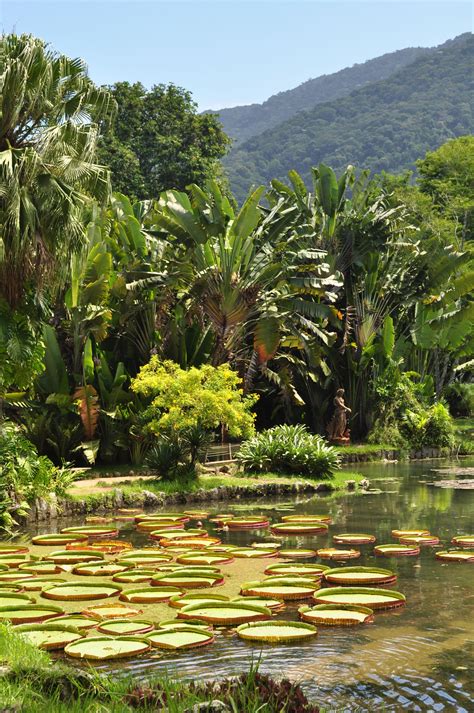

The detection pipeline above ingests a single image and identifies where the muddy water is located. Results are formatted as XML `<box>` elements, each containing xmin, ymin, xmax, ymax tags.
<box><xmin>18</xmin><ymin>458</ymin><xmax>474</xmax><ymax>711</ymax></box>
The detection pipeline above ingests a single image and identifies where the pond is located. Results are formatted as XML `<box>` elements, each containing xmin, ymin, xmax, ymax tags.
<box><xmin>4</xmin><ymin>458</ymin><xmax>474</xmax><ymax>712</ymax></box>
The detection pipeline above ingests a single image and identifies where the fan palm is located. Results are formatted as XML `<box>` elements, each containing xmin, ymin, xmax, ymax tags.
<box><xmin>0</xmin><ymin>34</ymin><xmax>114</xmax><ymax>308</ymax></box>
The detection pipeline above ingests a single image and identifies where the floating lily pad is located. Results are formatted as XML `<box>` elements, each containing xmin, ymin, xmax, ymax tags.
<box><xmin>159</xmin><ymin>536</ymin><xmax>219</xmax><ymax>549</ymax></box>
<box><xmin>251</xmin><ymin>542</ymin><xmax>282</xmax><ymax>550</ymax></box>
<box><xmin>44</xmin><ymin>550</ymin><xmax>104</xmax><ymax>565</ymax></box>
<box><xmin>41</xmin><ymin>581</ymin><xmax>122</xmax><ymax>601</ymax></box>
<box><xmin>146</xmin><ymin>626</ymin><xmax>215</xmax><ymax>650</ymax></box>
<box><xmin>226</xmin><ymin>518</ymin><xmax>270</xmax><ymax>530</ymax></box>
<box><xmin>232</xmin><ymin>596</ymin><xmax>285</xmax><ymax>612</ymax></box>
<box><xmin>0</xmin><ymin>554</ymin><xmax>30</xmax><ymax>568</ymax></box>
<box><xmin>391</xmin><ymin>529</ymin><xmax>430</xmax><ymax>538</ymax></box>
<box><xmin>53</xmin><ymin>614</ymin><xmax>98</xmax><ymax>630</ymax></box>
<box><xmin>436</xmin><ymin>550</ymin><xmax>474</xmax><ymax>562</ymax></box>
<box><xmin>31</xmin><ymin>534</ymin><xmax>88</xmax><ymax>546</ymax></box>
<box><xmin>97</xmin><ymin>619</ymin><xmax>154</xmax><ymax>635</ymax></box>
<box><xmin>60</xmin><ymin>526</ymin><xmax>119</xmax><ymax>538</ymax></box>
<box><xmin>18</xmin><ymin>562</ymin><xmax>61</xmax><ymax>574</ymax></box>
<box><xmin>313</xmin><ymin>586</ymin><xmax>406</xmax><ymax>609</ymax></box>
<box><xmin>0</xmin><ymin>604</ymin><xmax>64</xmax><ymax>623</ymax></box>
<box><xmin>72</xmin><ymin>563</ymin><xmax>130</xmax><ymax>576</ymax></box>
<box><xmin>0</xmin><ymin>546</ymin><xmax>29</xmax><ymax>555</ymax></box>
<box><xmin>271</xmin><ymin>523</ymin><xmax>328</xmax><ymax>535</ymax></box>
<box><xmin>82</xmin><ymin>603</ymin><xmax>142</xmax><ymax>620</ymax></box>
<box><xmin>120</xmin><ymin>586</ymin><xmax>184</xmax><ymax>603</ymax></box>
<box><xmin>15</xmin><ymin>577</ymin><xmax>66</xmax><ymax>591</ymax></box>
<box><xmin>236</xmin><ymin>620</ymin><xmax>317</xmax><ymax>643</ymax></box>
<box><xmin>0</xmin><ymin>571</ymin><xmax>34</xmax><ymax>581</ymax></box>
<box><xmin>85</xmin><ymin>516</ymin><xmax>115</xmax><ymax>524</ymax></box>
<box><xmin>137</xmin><ymin>520</ymin><xmax>185</xmax><ymax>532</ymax></box>
<box><xmin>178</xmin><ymin>601</ymin><xmax>271</xmax><ymax>626</ymax></box>
<box><xmin>65</xmin><ymin>636</ymin><xmax>150</xmax><ymax>660</ymax></box>
<box><xmin>264</xmin><ymin>563</ymin><xmax>329</xmax><ymax>576</ymax></box>
<box><xmin>14</xmin><ymin>623</ymin><xmax>84</xmax><ymax>649</ymax></box>
<box><xmin>168</xmin><ymin>593</ymin><xmax>230</xmax><ymax>609</ymax></box>
<box><xmin>279</xmin><ymin>549</ymin><xmax>317</xmax><ymax>559</ymax></box>
<box><xmin>298</xmin><ymin>603</ymin><xmax>374</xmax><ymax>625</ymax></box>
<box><xmin>231</xmin><ymin>548</ymin><xmax>278</xmax><ymax>559</ymax></box>
<box><xmin>67</xmin><ymin>540</ymin><xmax>132</xmax><ymax>554</ymax></box>
<box><xmin>135</xmin><ymin>513</ymin><xmax>189</xmax><ymax>523</ymax></box>
<box><xmin>176</xmin><ymin>553</ymin><xmax>233</xmax><ymax>565</ymax></box>
<box><xmin>158</xmin><ymin>619</ymin><xmax>213</xmax><ymax>631</ymax></box>
<box><xmin>281</xmin><ymin>515</ymin><xmax>332</xmax><ymax>524</ymax></box>
<box><xmin>451</xmin><ymin>535</ymin><xmax>474</xmax><ymax>548</ymax></box>
<box><xmin>332</xmin><ymin>534</ymin><xmax>376</xmax><ymax>545</ymax></box>
<box><xmin>112</xmin><ymin>569</ymin><xmax>156</xmax><ymax>584</ymax></box>
<box><xmin>323</xmin><ymin>566</ymin><xmax>397</xmax><ymax>585</ymax></box>
<box><xmin>240</xmin><ymin>579</ymin><xmax>318</xmax><ymax>600</ymax></box>
<box><xmin>400</xmin><ymin>535</ymin><xmax>440</xmax><ymax>545</ymax></box>
<box><xmin>117</xmin><ymin>554</ymin><xmax>172</xmax><ymax>566</ymax></box>
<box><xmin>374</xmin><ymin>544</ymin><xmax>420</xmax><ymax>557</ymax></box>
<box><xmin>0</xmin><ymin>592</ymin><xmax>34</xmax><ymax>607</ymax></box>
<box><xmin>317</xmin><ymin>548</ymin><xmax>360</xmax><ymax>560</ymax></box>
<box><xmin>183</xmin><ymin>511</ymin><xmax>209</xmax><ymax>519</ymax></box>
<box><xmin>151</xmin><ymin>572</ymin><xmax>224</xmax><ymax>588</ymax></box>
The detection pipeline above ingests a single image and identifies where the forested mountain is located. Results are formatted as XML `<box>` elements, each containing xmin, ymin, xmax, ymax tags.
<box><xmin>209</xmin><ymin>45</ymin><xmax>431</xmax><ymax>145</ymax></box>
<box><xmin>224</xmin><ymin>34</ymin><xmax>473</xmax><ymax>202</ymax></box>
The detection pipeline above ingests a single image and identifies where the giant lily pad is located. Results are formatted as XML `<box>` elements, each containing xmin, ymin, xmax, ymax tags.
<box><xmin>15</xmin><ymin>577</ymin><xmax>66</xmax><ymax>591</ymax></box>
<box><xmin>98</xmin><ymin>619</ymin><xmax>154</xmax><ymax>635</ymax></box>
<box><xmin>279</xmin><ymin>549</ymin><xmax>317</xmax><ymax>559</ymax></box>
<box><xmin>451</xmin><ymin>535</ymin><xmax>474</xmax><ymax>548</ymax></box>
<box><xmin>137</xmin><ymin>520</ymin><xmax>185</xmax><ymax>532</ymax></box>
<box><xmin>120</xmin><ymin>586</ymin><xmax>184</xmax><ymax>603</ymax></box>
<box><xmin>41</xmin><ymin>581</ymin><xmax>122</xmax><ymax>601</ymax></box>
<box><xmin>52</xmin><ymin>614</ymin><xmax>98</xmax><ymax>630</ymax></box>
<box><xmin>436</xmin><ymin>550</ymin><xmax>474</xmax><ymax>562</ymax></box>
<box><xmin>281</xmin><ymin>515</ymin><xmax>332</xmax><ymax>524</ymax></box>
<box><xmin>176</xmin><ymin>553</ymin><xmax>233</xmax><ymax>566</ymax></box>
<box><xmin>0</xmin><ymin>604</ymin><xmax>64</xmax><ymax>623</ymax></box>
<box><xmin>391</xmin><ymin>529</ymin><xmax>429</xmax><ymax>538</ymax></box>
<box><xmin>226</xmin><ymin>518</ymin><xmax>270</xmax><ymax>530</ymax></box>
<box><xmin>159</xmin><ymin>536</ymin><xmax>219</xmax><ymax>549</ymax></box>
<box><xmin>60</xmin><ymin>526</ymin><xmax>119</xmax><ymax>538</ymax></box>
<box><xmin>400</xmin><ymin>535</ymin><xmax>440</xmax><ymax>546</ymax></box>
<box><xmin>169</xmin><ymin>593</ymin><xmax>230</xmax><ymax>609</ymax></box>
<box><xmin>82</xmin><ymin>602</ymin><xmax>142</xmax><ymax>620</ymax></box>
<box><xmin>65</xmin><ymin>636</ymin><xmax>150</xmax><ymax>660</ymax></box>
<box><xmin>0</xmin><ymin>554</ymin><xmax>30</xmax><ymax>568</ymax></box>
<box><xmin>117</xmin><ymin>553</ymin><xmax>172</xmax><ymax>566</ymax></box>
<box><xmin>313</xmin><ymin>586</ymin><xmax>406</xmax><ymax>609</ymax></box>
<box><xmin>236</xmin><ymin>620</ymin><xmax>317</xmax><ymax>643</ymax></box>
<box><xmin>15</xmin><ymin>623</ymin><xmax>84</xmax><ymax>650</ymax></box>
<box><xmin>0</xmin><ymin>592</ymin><xmax>34</xmax><ymax>607</ymax></box>
<box><xmin>374</xmin><ymin>544</ymin><xmax>420</xmax><ymax>557</ymax></box>
<box><xmin>31</xmin><ymin>534</ymin><xmax>88</xmax><ymax>546</ymax></box>
<box><xmin>232</xmin><ymin>596</ymin><xmax>285</xmax><ymax>612</ymax></box>
<box><xmin>183</xmin><ymin>511</ymin><xmax>209</xmax><ymax>519</ymax></box>
<box><xmin>135</xmin><ymin>513</ymin><xmax>189</xmax><ymax>523</ymax></box>
<box><xmin>44</xmin><ymin>550</ymin><xmax>104</xmax><ymax>565</ymax></box>
<box><xmin>158</xmin><ymin>619</ymin><xmax>213</xmax><ymax>631</ymax></box>
<box><xmin>72</xmin><ymin>562</ymin><xmax>130</xmax><ymax>576</ymax></box>
<box><xmin>299</xmin><ymin>603</ymin><xmax>374</xmax><ymax>625</ymax></box>
<box><xmin>18</xmin><ymin>562</ymin><xmax>61</xmax><ymax>574</ymax></box>
<box><xmin>317</xmin><ymin>548</ymin><xmax>360</xmax><ymax>560</ymax></box>
<box><xmin>113</xmin><ymin>569</ymin><xmax>156</xmax><ymax>584</ymax></box>
<box><xmin>332</xmin><ymin>534</ymin><xmax>376</xmax><ymax>545</ymax></box>
<box><xmin>151</xmin><ymin>572</ymin><xmax>224</xmax><ymax>588</ymax></box>
<box><xmin>231</xmin><ymin>548</ymin><xmax>278</xmax><ymax>559</ymax></box>
<box><xmin>178</xmin><ymin>601</ymin><xmax>271</xmax><ymax>626</ymax></box>
<box><xmin>146</xmin><ymin>626</ymin><xmax>214</xmax><ymax>650</ymax></box>
<box><xmin>271</xmin><ymin>522</ymin><xmax>328</xmax><ymax>535</ymax></box>
<box><xmin>0</xmin><ymin>546</ymin><xmax>29</xmax><ymax>555</ymax></box>
<box><xmin>0</xmin><ymin>571</ymin><xmax>34</xmax><ymax>581</ymax></box>
<box><xmin>264</xmin><ymin>563</ymin><xmax>329</xmax><ymax>577</ymax></box>
<box><xmin>67</xmin><ymin>540</ymin><xmax>132</xmax><ymax>554</ymax></box>
<box><xmin>323</xmin><ymin>567</ymin><xmax>397</xmax><ymax>586</ymax></box>
<box><xmin>240</xmin><ymin>579</ymin><xmax>318</xmax><ymax>600</ymax></box>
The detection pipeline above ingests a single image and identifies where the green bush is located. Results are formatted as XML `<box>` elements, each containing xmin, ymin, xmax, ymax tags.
<box><xmin>444</xmin><ymin>383</ymin><xmax>474</xmax><ymax>417</ymax></box>
<box><xmin>401</xmin><ymin>402</ymin><xmax>454</xmax><ymax>449</ymax></box>
<box><xmin>0</xmin><ymin>422</ymin><xmax>75</xmax><ymax>531</ymax></box>
<box><xmin>237</xmin><ymin>424</ymin><xmax>340</xmax><ymax>478</ymax></box>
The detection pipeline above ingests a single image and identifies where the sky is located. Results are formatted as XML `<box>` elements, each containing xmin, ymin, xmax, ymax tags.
<box><xmin>1</xmin><ymin>1</ymin><xmax>471</xmax><ymax>110</ymax></box>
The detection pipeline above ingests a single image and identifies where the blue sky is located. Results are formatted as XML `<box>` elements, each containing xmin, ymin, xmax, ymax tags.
<box><xmin>1</xmin><ymin>1</ymin><xmax>471</xmax><ymax>110</ymax></box>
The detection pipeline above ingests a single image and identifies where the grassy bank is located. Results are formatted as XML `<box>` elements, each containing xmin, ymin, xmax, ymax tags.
<box><xmin>0</xmin><ymin>624</ymin><xmax>320</xmax><ymax>712</ymax></box>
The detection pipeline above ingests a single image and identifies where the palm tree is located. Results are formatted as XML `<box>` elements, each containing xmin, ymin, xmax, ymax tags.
<box><xmin>0</xmin><ymin>34</ymin><xmax>114</xmax><ymax>309</ymax></box>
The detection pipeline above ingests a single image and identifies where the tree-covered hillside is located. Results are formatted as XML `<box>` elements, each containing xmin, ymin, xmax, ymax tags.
<box><xmin>209</xmin><ymin>45</ymin><xmax>431</xmax><ymax>145</ymax></box>
<box><xmin>225</xmin><ymin>34</ymin><xmax>473</xmax><ymax>202</ymax></box>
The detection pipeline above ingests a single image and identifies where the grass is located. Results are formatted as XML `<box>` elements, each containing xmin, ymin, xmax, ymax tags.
<box><xmin>68</xmin><ymin>469</ymin><xmax>365</xmax><ymax>502</ymax></box>
<box><xmin>0</xmin><ymin>625</ymin><xmax>320</xmax><ymax>712</ymax></box>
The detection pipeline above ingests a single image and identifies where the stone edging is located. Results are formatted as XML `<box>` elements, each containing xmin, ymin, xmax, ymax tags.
<box><xmin>25</xmin><ymin>479</ymin><xmax>354</xmax><ymax>523</ymax></box>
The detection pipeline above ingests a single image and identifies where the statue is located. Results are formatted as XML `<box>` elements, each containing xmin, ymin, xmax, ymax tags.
<box><xmin>327</xmin><ymin>388</ymin><xmax>351</xmax><ymax>444</ymax></box>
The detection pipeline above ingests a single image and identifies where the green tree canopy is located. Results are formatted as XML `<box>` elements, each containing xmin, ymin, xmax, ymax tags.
<box><xmin>98</xmin><ymin>82</ymin><xmax>230</xmax><ymax>200</ymax></box>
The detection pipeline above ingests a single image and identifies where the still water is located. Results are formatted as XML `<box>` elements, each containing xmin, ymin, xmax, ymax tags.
<box><xmin>24</xmin><ymin>459</ymin><xmax>474</xmax><ymax>711</ymax></box>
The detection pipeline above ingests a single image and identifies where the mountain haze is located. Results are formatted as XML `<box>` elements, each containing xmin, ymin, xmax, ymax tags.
<box><xmin>210</xmin><ymin>45</ymin><xmax>432</xmax><ymax>145</ymax></box>
<box><xmin>223</xmin><ymin>34</ymin><xmax>473</xmax><ymax>201</ymax></box>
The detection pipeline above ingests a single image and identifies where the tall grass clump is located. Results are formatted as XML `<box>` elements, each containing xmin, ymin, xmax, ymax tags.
<box><xmin>237</xmin><ymin>425</ymin><xmax>340</xmax><ymax>478</ymax></box>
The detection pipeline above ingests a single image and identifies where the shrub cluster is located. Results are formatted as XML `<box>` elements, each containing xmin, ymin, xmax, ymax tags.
<box><xmin>237</xmin><ymin>424</ymin><xmax>340</xmax><ymax>478</ymax></box>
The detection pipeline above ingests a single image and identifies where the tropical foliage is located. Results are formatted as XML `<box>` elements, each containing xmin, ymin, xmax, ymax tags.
<box><xmin>0</xmin><ymin>33</ymin><xmax>471</xmax><ymax>502</ymax></box>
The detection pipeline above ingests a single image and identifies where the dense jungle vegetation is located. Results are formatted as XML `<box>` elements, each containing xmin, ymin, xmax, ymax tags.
<box><xmin>0</xmin><ymin>34</ymin><xmax>472</xmax><ymax>525</ymax></box>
